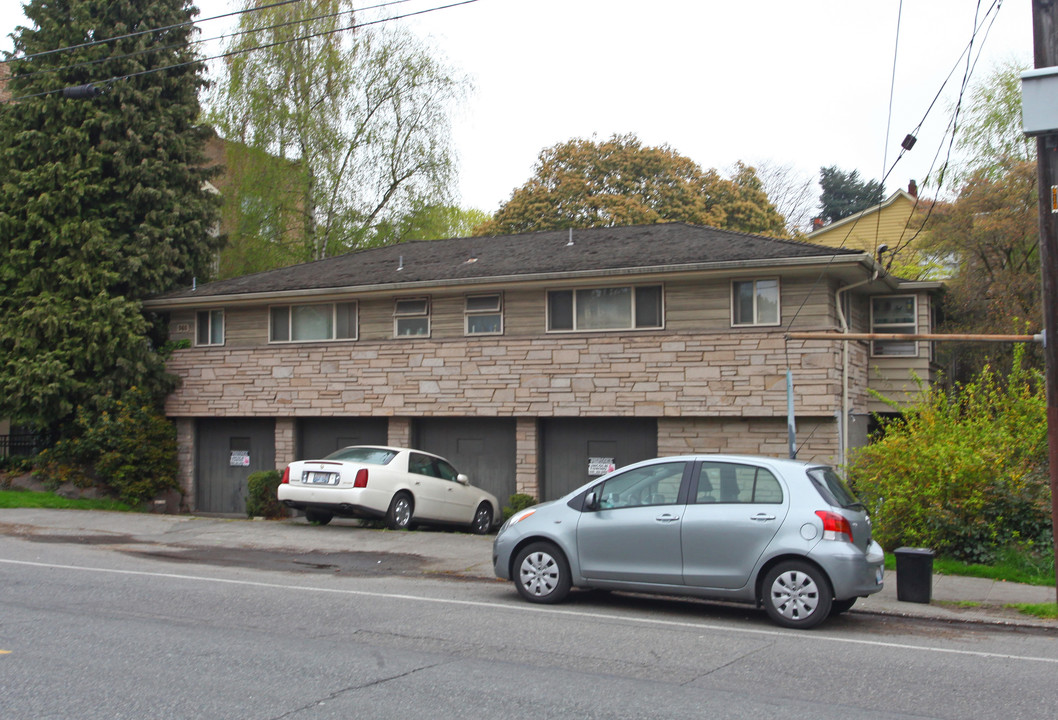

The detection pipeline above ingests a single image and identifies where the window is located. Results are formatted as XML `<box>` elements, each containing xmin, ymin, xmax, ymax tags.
<box><xmin>465</xmin><ymin>293</ymin><xmax>503</xmax><ymax>335</ymax></box>
<box><xmin>594</xmin><ymin>462</ymin><xmax>686</xmax><ymax>509</ymax></box>
<box><xmin>394</xmin><ymin>297</ymin><xmax>430</xmax><ymax>337</ymax></box>
<box><xmin>270</xmin><ymin>302</ymin><xmax>357</xmax><ymax>342</ymax></box>
<box><xmin>732</xmin><ymin>279</ymin><xmax>780</xmax><ymax>326</ymax></box>
<box><xmin>871</xmin><ymin>295</ymin><xmax>917</xmax><ymax>356</ymax></box>
<box><xmin>695</xmin><ymin>462</ymin><xmax>783</xmax><ymax>504</ymax></box>
<box><xmin>408</xmin><ymin>452</ymin><xmax>460</xmax><ymax>481</ymax></box>
<box><xmin>196</xmin><ymin>309</ymin><xmax>224</xmax><ymax>346</ymax></box>
<box><xmin>547</xmin><ymin>285</ymin><xmax>663</xmax><ymax>332</ymax></box>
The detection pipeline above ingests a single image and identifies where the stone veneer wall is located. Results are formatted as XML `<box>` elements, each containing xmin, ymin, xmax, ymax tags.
<box><xmin>163</xmin><ymin>334</ymin><xmax>846</xmax><ymax>419</ymax></box>
<box><xmin>657</xmin><ymin>417</ymin><xmax>839</xmax><ymax>465</ymax></box>
<box><xmin>174</xmin><ymin>418</ymin><xmax>195</xmax><ymax>511</ymax></box>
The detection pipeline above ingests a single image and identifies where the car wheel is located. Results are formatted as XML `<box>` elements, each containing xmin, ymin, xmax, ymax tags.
<box><xmin>829</xmin><ymin>597</ymin><xmax>857</xmax><ymax>616</ymax></box>
<box><xmin>470</xmin><ymin>503</ymin><xmax>493</xmax><ymax>535</ymax></box>
<box><xmin>762</xmin><ymin>561</ymin><xmax>832</xmax><ymax>629</ymax></box>
<box><xmin>386</xmin><ymin>492</ymin><xmax>414</xmax><ymax>530</ymax></box>
<box><xmin>513</xmin><ymin>542</ymin><xmax>571</xmax><ymax>604</ymax></box>
<box><xmin>304</xmin><ymin>509</ymin><xmax>332</xmax><ymax>526</ymax></box>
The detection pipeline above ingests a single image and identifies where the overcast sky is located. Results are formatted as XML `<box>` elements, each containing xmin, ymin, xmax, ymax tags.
<box><xmin>1</xmin><ymin>1</ymin><xmax>1036</xmax><ymax>221</ymax></box>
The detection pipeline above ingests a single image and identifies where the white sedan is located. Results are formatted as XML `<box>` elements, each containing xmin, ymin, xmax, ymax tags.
<box><xmin>278</xmin><ymin>446</ymin><xmax>501</xmax><ymax>534</ymax></box>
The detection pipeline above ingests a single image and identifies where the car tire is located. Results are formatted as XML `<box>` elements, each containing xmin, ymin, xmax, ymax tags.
<box><xmin>761</xmin><ymin>561</ymin><xmax>833</xmax><ymax>629</ymax></box>
<box><xmin>470</xmin><ymin>503</ymin><xmax>493</xmax><ymax>535</ymax></box>
<box><xmin>829</xmin><ymin>597</ymin><xmax>857</xmax><ymax>616</ymax></box>
<box><xmin>304</xmin><ymin>509</ymin><xmax>333</xmax><ymax>525</ymax></box>
<box><xmin>386</xmin><ymin>492</ymin><xmax>414</xmax><ymax>530</ymax></box>
<box><xmin>513</xmin><ymin>542</ymin><xmax>571</xmax><ymax>604</ymax></box>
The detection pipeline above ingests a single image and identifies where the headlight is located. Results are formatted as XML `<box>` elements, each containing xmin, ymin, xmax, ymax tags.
<box><xmin>498</xmin><ymin>507</ymin><xmax>536</xmax><ymax>535</ymax></box>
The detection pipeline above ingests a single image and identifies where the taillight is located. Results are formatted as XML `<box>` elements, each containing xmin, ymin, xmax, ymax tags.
<box><xmin>281</xmin><ymin>466</ymin><xmax>290</xmax><ymax>484</ymax></box>
<box><xmin>353</xmin><ymin>468</ymin><xmax>368</xmax><ymax>488</ymax></box>
<box><xmin>815</xmin><ymin>510</ymin><xmax>853</xmax><ymax>542</ymax></box>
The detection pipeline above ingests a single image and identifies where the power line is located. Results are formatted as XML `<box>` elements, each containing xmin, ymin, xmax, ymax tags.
<box><xmin>0</xmin><ymin>0</ymin><xmax>305</xmax><ymax>64</ymax></box>
<box><xmin>9</xmin><ymin>0</ymin><xmax>419</xmax><ymax>82</ymax></box>
<box><xmin>2</xmin><ymin>0</ymin><xmax>479</xmax><ymax>104</ymax></box>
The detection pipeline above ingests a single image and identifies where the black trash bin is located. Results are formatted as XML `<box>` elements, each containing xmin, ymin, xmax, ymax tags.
<box><xmin>894</xmin><ymin>547</ymin><xmax>934</xmax><ymax>603</ymax></box>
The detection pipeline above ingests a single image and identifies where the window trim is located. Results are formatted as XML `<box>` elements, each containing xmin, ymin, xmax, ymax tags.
<box><xmin>394</xmin><ymin>296</ymin><xmax>431</xmax><ymax>338</ymax></box>
<box><xmin>464</xmin><ymin>293</ymin><xmax>503</xmax><ymax>336</ymax></box>
<box><xmin>195</xmin><ymin>309</ymin><xmax>225</xmax><ymax>347</ymax></box>
<box><xmin>730</xmin><ymin>278</ymin><xmax>781</xmax><ymax>327</ymax></box>
<box><xmin>870</xmin><ymin>294</ymin><xmax>918</xmax><ymax>357</ymax></box>
<box><xmin>546</xmin><ymin>284</ymin><xmax>664</xmax><ymax>333</ymax></box>
<box><xmin>268</xmin><ymin>301</ymin><xmax>358</xmax><ymax>344</ymax></box>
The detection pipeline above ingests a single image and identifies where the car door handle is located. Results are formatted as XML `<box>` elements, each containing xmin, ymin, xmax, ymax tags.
<box><xmin>655</xmin><ymin>513</ymin><xmax>680</xmax><ymax>523</ymax></box>
<box><xmin>751</xmin><ymin>513</ymin><xmax>776</xmax><ymax>521</ymax></box>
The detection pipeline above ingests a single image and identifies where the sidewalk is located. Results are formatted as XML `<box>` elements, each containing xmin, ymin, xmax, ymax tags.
<box><xmin>1</xmin><ymin>508</ymin><xmax>1055</xmax><ymax>629</ymax></box>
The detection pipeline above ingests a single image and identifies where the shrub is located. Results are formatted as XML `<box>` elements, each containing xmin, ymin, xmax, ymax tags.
<box><xmin>35</xmin><ymin>387</ymin><xmax>180</xmax><ymax>507</ymax></box>
<box><xmin>846</xmin><ymin>346</ymin><xmax>1051</xmax><ymax>562</ymax></box>
<box><xmin>246</xmin><ymin>470</ymin><xmax>286</xmax><ymax>518</ymax></box>
<box><xmin>503</xmin><ymin>493</ymin><xmax>537</xmax><ymax>521</ymax></box>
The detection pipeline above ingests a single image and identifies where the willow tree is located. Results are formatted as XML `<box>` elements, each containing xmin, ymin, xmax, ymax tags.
<box><xmin>474</xmin><ymin>134</ymin><xmax>788</xmax><ymax>238</ymax></box>
<box><xmin>0</xmin><ymin>0</ymin><xmax>221</xmax><ymax>431</ymax></box>
<box><xmin>209</xmin><ymin>1</ymin><xmax>467</xmax><ymax>274</ymax></box>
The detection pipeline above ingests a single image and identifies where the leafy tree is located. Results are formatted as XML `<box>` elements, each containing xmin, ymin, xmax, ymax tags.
<box><xmin>0</xmin><ymin>0</ymin><xmax>222</xmax><ymax>431</ymax></box>
<box><xmin>847</xmin><ymin>347</ymin><xmax>1050</xmax><ymax>563</ymax></box>
<box><xmin>374</xmin><ymin>203</ymin><xmax>491</xmax><ymax>243</ymax></box>
<box><xmin>949</xmin><ymin>59</ymin><xmax>1034</xmax><ymax>189</ymax></box>
<box><xmin>817</xmin><ymin>166</ymin><xmax>884</xmax><ymax>223</ymax></box>
<box><xmin>209</xmin><ymin>0</ymin><xmax>467</xmax><ymax>273</ymax></box>
<box><xmin>916</xmin><ymin>159</ymin><xmax>1042</xmax><ymax>381</ymax></box>
<box><xmin>474</xmin><ymin>134</ymin><xmax>788</xmax><ymax>237</ymax></box>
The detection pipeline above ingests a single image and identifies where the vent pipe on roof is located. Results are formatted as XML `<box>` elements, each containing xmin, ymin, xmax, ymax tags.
<box><xmin>397</xmin><ymin>255</ymin><xmax>404</xmax><ymax>271</ymax></box>
<box><xmin>567</xmin><ymin>228</ymin><xmax>574</xmax><ymax>247</ymax></box>
<box><xmin>192</xmin><ymin>277</ymin><xmax>196</xmax><ymax>292</ymax></box>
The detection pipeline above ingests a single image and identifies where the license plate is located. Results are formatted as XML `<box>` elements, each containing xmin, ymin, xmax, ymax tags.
<box><xmin>876</xmin><ymin>567</ymin><xmax>885</xmax><ymax>585</ymax></box>
<box><xmin>308</xmin><ymin>472</ymin><xmax>336</xmax><ymax>485</ymax></box>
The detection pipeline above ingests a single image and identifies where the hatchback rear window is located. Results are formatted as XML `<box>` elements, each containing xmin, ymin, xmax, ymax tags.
<box><xmin>807</xmin><ymin>467</ymin><xmax>863</xmax><ymax>509</ymax></box>
<box><xmin>324</xmin><ymin>447</ymin><xmax>397</xmax><ymax>465</ymax></box>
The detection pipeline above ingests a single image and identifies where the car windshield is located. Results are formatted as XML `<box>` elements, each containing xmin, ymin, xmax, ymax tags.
<box><xmin>323</xmin><ymin>447</ymin><xmax>398</xmax><ymax>465</ymax></box>
<box><xmin>806</xmin><ymin>467</ymin><xmax>864</xmax><ymax>510</ymax></box>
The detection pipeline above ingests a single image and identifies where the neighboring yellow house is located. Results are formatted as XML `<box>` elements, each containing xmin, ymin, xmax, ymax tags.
<box><xmin>805</xmin><ymin>183</ymin><xmax>941</xmax><ymax>278</ymax></box>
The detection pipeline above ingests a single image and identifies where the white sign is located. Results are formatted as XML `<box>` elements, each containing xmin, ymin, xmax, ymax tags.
<box><xmin>588</xmin><ymin>457</ymin><xmax>616</xmax><ymax>476</ymax></box>
<box><xmin>230</xmin><ymin>450</ymin><xmax>250</xmax><ymax>467</ymax></box>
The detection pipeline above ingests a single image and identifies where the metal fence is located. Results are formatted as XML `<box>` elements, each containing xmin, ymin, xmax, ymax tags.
<box><xmin>0</xmin><ymin>433</ymin><xmax>42</xmax><ymax>458</ymax></box>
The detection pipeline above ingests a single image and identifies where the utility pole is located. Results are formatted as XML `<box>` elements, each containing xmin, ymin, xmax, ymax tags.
<box><xmin>1028</xmin><ymin>1</ymin><xmax>1058</xmax><ymax>604</ymax></box>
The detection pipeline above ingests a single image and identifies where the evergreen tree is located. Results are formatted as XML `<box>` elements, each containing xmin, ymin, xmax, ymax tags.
<box><xmin>0</xmin><ymin>0</ymin><xmax>222</xmax><ymax>432</ymax></box>
<box><xmin>818</xmin><ymin>166</ymin><xmax>884</xmax><ymax>223</ymax></box>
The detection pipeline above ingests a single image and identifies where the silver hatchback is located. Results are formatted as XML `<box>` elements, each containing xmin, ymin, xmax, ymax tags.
<box><xmin>493</xmin><ymin>455</ymin><xmax>884</xmax><ymax>629</ymax></box>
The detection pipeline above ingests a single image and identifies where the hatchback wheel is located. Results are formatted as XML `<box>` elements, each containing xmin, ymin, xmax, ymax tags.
<box><xmin>470</xmin><ymin>503</ymin><xmax>493</xmax><ymax>535</ymax></box>
<box><xmin>386</xmin><ymin>492</ymin><xmax>414</xmax><ymax>530</ymax></box>
<box><xmin>513</xmin><ymin>542</ymin><xmax>571</xmax><ymax>604</ymax></box>
<box><xmin>762</xmin><ymin>561</ymin><xmax>832</xmax><ymax>629</ymax></box>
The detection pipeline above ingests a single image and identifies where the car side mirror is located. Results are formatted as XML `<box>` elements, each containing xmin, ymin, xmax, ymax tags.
<box><xmin>456</xmin><ymin>473</ymin><xmax>470</xmax><ymax>485</ymax></box>
<box><xmin>584</xmin><ymin>490</ymin><xmax>599</xmax><ymax>511</ymax></box>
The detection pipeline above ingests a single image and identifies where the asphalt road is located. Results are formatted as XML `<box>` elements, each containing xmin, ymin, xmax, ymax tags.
<box><xmin>2</xmin><ymin>534</ymin><xmax>1057</xmax><ymax>719</ymax></box>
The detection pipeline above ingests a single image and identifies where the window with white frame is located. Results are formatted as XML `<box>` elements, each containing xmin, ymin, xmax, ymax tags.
<box><xmin>394</xmin><ymin>297</ymin><xmax>430</xmax><ymax>337</ymax></box>
<box><xmin>465</xmin><ymin>293</ymin><xmax>503</xmax><ymax>335</ymax></box>
<box><xmin>196</xmin><ymin>309</ymin><xmax>224</xmax><ymax>346</ymax></box>
<box><xmin>269</xmin><ymin>302</ymin><xmax>357</xmax><ymax>342</ymax></box>
<box><xmin>547</xmin><ymin>285</ymin><xmax>662</xmax><ymax>332</ymax></box>
<box><xmin>731</xmin><ymin>279</ymin><xmax>780</xmax><ymax>326</ymax></box>
<box><xmin>871</xmin><ymin>295</ymin><xmax>917</xmax><ymax>356</ymax></box>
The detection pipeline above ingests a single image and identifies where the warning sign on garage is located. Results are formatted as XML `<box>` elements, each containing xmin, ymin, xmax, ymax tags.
<box><xmin>588</xmin><ymin>457</ymin><xmax>615</xmax><ymax>476</ymax></box>
<box><xmin>229</xmin><ymin>450</ymin><xmax>250</xmax><ymax>467</ymax></box>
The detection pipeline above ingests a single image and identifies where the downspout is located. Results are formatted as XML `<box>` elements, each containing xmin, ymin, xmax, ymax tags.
<box><xmin>834</xmin><ymin>258</ymin><xmax>882</xmax><ymax>466</ymax></box>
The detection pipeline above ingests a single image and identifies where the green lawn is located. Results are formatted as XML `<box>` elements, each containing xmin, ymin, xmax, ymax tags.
<box><xmin>0</xmin><ymin>488</ymin><xmax>132</xmax><ymax>512</ymax></box>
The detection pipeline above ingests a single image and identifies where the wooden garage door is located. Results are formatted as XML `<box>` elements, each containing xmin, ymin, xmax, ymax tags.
<box><xmin>540</xmin><ymin>418</ymin><xmax>657</xmax><ymax>501</ymax></box>
<box><xmin>297</xmin><ymin>418</ymin><xmax>388</xmax><ymax>461</ymax></box>
<box><xmin>413</xmin><ymin>418</ymin><xmax>516</xmax><ymax>504</ymax></box>
<box><xmin>195</xmin><ymin>418</ymin><xmax>276</xmax><ymax>514</ymax></box>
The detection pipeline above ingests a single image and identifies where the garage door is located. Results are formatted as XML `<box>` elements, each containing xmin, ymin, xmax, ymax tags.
<box><xmin>297</xmin><ymin>418</ymin><xmax>388</xmax><ymax>460</ymax></box>
<box><xmin>540</xmin><ymin>418</ymin><xmax>657</xmax><ymax>501</ymax></box>
<box><xmin>195</xmin><ymin>418</ymin><xmax>276</xmax><ymax>514</ymax></box>
<box><xmin>412</xmin><ymin>418</ymin><xmax>516</xmax><ymax>504</ymax></box>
